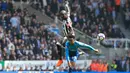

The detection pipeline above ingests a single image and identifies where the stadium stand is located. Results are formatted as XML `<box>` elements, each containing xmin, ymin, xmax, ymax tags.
<box><xmin>44</xmin><ymin>0</ymin><xmax>126</xmax><ymax>38</ymax></box>
<box><xmin>0</xmin><ymin>0</ymin><xmax>60</xmax><ymax>61</ymax></box>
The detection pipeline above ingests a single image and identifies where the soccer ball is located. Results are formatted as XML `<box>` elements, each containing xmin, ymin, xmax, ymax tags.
<box><xmin>97</xmin><ymin>33</ymin><xmax>105</xmax><ymax>41</ymax></box>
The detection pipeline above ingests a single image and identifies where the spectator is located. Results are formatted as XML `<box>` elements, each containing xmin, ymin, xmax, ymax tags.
<box><xmin>19</xmin><ymin>67</ymin><xmax>23</xmax><ymax>71</ymax></box>
<box><xmin>114</xmin><ymin>56</ymin><xmax>122</xmax><ymax>71</ymax></box>
<box><xmin>76</xmin><ymin>66</ymin><xmax>82</xmax><ymax>72</ymax></box>
<box><xmin>123</xmin><ymin>3</ymin><xmax>130</xmax><ymax>29</ymax></box>
<box><xmin>82</xmin><ymin>67</ymin><xmax>87</xmax><ymax>72</ymax></box>
<box><xmin>50</xmin><ymin>0</ymin><xmax>58</xmax><ymax>16</ymax></box>
<box><xmin>124</xmin><ymin>59</ymin><xmax>130</xmax><ymax>72</ymax></box>
<box><xmin>45</xmin><ymin>5</ymin><xmax>52</xmax><ymax>17</ymax></box>
<box><xmin>97</xmin><ymin>59</ymin><xmax>104</xmax><ymax>72</ymax></box>
<box><xmin>1</xmin><ymin>1</ymin><xmax>8</xmax><ymax>11</ymax></box>
<box><xmin>126</xmin><ymin>52</ymin><xmax>130</xmax><ymax>61</ymax></box>
<box><xmin>90</xmin><ymin>59</ymin><xmax>98</xmax><ymax>72</ymax></box>
<box><xmin>115</xmin><ymin>0</ymin><xmax>120</xmax><ymax>13</ymax></box>
<box><xmin>9</xmin><ymin>50</ymin><xmax>16</xmax><ymax>60</ymax></box>
<box><xmin>120</xmin><ymin>56</ymin><xmax>126</xmax><ymax>71</ymax></box>
<box><xmin>7</xmin><ymin>0</ymin><xmax>13</xmax><ymax>13</ymax></box>
<box><xmin>7</xmin><ymin>38</ymin><xmax>15</xmax><ymax>51</ymax></box>
<box><xmin>102</xmin><ymin>60</ymin><xmax>108</xmax><ymax>72</ymax></box>
<box><xmin>10</xmin><ymin>13</ymin><xmax>20</xmax><ymax>33</ymax></box>
<box><xmin>110</xmin><ymin>60</ymin><xmax>117</xmax><ymax>71</ymax></box>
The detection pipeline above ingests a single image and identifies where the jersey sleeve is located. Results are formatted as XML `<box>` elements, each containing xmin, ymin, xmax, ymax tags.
<box><xmin>65</xmin><ymin>2</ymin><xmax>70</xmax><ymax>17</ymax></box>
<box><xmin>76</xmin><ymin>41</ymin><xmax>96</xmax><ymax>51</ymax></box>
<box><xmin>65</xmin><ymin>41</ymin><xmax>70</xmax><ymax>61</ymax></box>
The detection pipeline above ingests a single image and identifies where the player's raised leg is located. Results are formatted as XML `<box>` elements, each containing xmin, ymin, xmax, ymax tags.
<box><xmin>56</xmin><ymin>37</ymin><xmax>68</xmax><ymax>67</ymax></box>
<box><xmin>56</xmin><ymin>42</ymin><xmax>63</xmax><ymax>67</ymax></box>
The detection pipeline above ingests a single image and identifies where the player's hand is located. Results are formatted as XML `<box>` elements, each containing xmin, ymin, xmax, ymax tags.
<box><xmin>95</xmin><ymin>49</ymin><xmax>99</xmax><ymax>53</ymax></box>
<box><xmin>65</xmin><ymin>1</ymin><xmax>69</xmax><ymax>5</ymax></box>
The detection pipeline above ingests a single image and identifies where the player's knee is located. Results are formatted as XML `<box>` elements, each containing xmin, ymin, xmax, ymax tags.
<box><xmin>68</xmin><ymin>61</ymin><xmax>72</xmax><ymax>66</ymax></box>
<box><xmin>71</xmin><ymin>62</ymin><xmax>76</xmax><ymax>67</ymax></box>
<box><xmin>68</xmin><ymin>62</ymin><xmax>75</xmax><ymax>68</ymax></box>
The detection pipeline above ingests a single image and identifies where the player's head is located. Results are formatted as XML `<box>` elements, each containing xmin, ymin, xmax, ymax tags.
<box><xmin>60</xmin><ymin>10</ymin><xmax>68</xmax><ymax>19</ymax></box>
<box><xmin>67</xmin><ymin>33</ymin><xmax>75</xmax><ymax>44</ymax></box>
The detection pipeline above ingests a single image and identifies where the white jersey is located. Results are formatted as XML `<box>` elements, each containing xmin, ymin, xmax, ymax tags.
<box><xmin>62</xmin><ymin>1</ymin><xmax>75</xmax><ymax>37</ymax></box>
<box><xmin>62</xmin><ymin>17</ymin><xmax>74</xmax><ymax>36</ymax></box>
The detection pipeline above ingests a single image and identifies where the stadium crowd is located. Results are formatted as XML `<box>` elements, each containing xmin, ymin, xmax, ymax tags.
<box><xmin>89</xmin><ymin>51</ymin><xmax>130</xmax><ymax>72</ymax></box>
<box><xmin>44</xmin><ymin>0</ymin><xmax>127</xmax><ymax>38</ymax></box>
<box><xmin>0</xmin><ymin>0</ymin><xmax>60</xmax><ymax>61</ymax></box>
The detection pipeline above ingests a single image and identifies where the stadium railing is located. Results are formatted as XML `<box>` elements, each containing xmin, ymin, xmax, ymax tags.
<box><xmin>92</xmin><ymin>38</ymin><xmax>130</xmax><ymax>50</ymax></box>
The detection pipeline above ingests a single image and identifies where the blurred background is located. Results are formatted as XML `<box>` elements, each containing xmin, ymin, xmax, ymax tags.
<box><xmin>0</xmin><ymin>0</ymin><xmax>130</xmax><ymax>72</ymax></box>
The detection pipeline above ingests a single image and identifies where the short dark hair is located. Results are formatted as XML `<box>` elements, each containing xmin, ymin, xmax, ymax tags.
<box><xmin>67</xmin><ymin>33</ymin><xmax>75</xmax><ymax>39</ymax></box>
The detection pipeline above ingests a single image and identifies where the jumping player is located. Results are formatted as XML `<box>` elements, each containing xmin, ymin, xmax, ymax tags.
<box><xmin>59</xmin><ymin>0</ymin><xmax>74</xmax><ymax>36</ymax></box>
<box><xmin>65</xmin><ymin>33</ymin><xmax>99</xmax><ymax>72</ymax></box>
<box><xmin>56</xmin><ymin>0</ymin><xmax>76</xmax><ymax>67</ymax></box>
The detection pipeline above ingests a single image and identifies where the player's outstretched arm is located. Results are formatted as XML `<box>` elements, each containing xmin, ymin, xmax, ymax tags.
<box><xmin>64</xmin><ymin>1</ymin><xmax>70</xmax><ymax>16</ymax></box>
<box><xmin>76</xmin><ymin>41</ymin><xmax>99</xmax><ymax>53</ymax></box>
